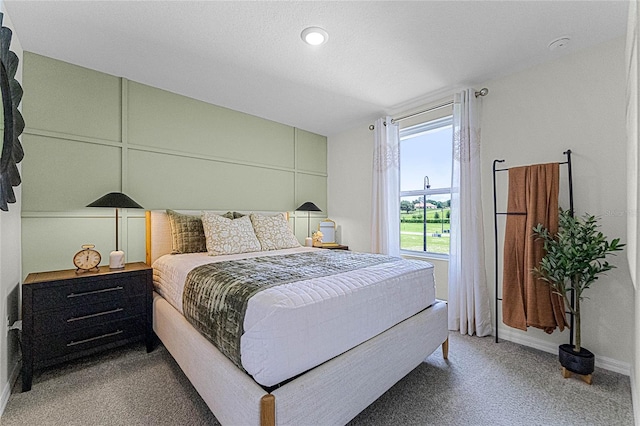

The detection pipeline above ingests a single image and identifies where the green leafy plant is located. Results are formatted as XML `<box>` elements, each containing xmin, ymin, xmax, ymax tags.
<box><xmin>532</xmin><ymin>208</ymin><xmax>624</xmax><ymax>352</ymax></box>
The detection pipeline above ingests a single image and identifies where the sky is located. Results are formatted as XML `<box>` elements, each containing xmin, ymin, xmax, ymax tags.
<box><xmin>400</xmin><ymin>124</ymin><xmax>453</xmax><ymax>192</ymax></box>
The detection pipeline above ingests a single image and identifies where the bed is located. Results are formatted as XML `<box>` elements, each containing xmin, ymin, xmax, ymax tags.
<box><xmin>146</xmin><ymin>209</ymin><xmax>448</xmax><ymax>425</ymax></box>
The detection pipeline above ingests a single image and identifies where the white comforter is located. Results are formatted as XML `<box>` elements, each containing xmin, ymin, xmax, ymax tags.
<box><xmin>152</xmin><ymin>247</ymin><xmax>436</xmax><ymax>387</ymax></box>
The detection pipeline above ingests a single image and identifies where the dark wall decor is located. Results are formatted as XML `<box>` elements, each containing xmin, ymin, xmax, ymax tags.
<box><xmin>0</xmin><ymin>12</ymin><xmax>23</xmax><ymax>211</ymax></box>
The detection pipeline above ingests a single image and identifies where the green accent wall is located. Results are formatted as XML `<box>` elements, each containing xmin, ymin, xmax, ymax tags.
<box><xmin>21</xmin><ymin>52</ymin><xmax>327</xmax><ymax>276</ymax></box>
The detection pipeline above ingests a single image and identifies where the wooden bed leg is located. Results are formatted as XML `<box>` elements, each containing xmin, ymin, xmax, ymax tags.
<box><xmin>260</xmin><ymin>394</ymin><xmax>276</xmax><ymax>426</ymax></box>
<box><xmin>442</xmin><ymin>337</ymin><xmax>449</xmax><ymax>359</ymax></box>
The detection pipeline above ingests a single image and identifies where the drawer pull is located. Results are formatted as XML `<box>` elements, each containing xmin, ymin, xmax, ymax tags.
<box><xmin>67</xmin><ymin>330</ymin><xmax>123</xmax><ymax>347</ymax></box>
<box><xmin>67</xmin><ymin>308</ymin><xmax>124</xmax><ymax>322</ymax></box>
<box><xmin>67</xmin><ymin>286</ymin><xmax>124</xmax><ymax>298</ymax></box>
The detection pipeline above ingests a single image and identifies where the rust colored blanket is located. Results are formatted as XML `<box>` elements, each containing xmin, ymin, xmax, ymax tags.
<box><xmin>502</xmin><ymin>163</ymin><xmax>567</xmax><ymax>333</ymax></box>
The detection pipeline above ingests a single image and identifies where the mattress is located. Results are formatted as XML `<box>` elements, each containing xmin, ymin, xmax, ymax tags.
<box><xmin>152</xmin><ymin>246</ymin><xmax>436</xmax><ymax>387</ymax></box>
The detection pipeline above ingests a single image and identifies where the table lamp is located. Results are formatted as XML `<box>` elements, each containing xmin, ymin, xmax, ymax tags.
<box><xmin>87</xmin><ymin>192</ymin><xmax>143</xmax><ymax>269</ymax></box>
<box><xmin>296</xmin><ymin>201</ymin><xmax>321</xmax><ymax>247</ymax></box>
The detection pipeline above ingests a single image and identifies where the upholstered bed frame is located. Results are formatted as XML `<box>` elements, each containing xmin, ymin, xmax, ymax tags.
<box><xmin>146</xmin><ymin>210</ymin><xmax>449</xmax><ymax>425</ymax></box>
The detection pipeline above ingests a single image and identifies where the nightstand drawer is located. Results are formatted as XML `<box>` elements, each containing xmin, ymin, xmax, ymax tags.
<box><xmin>32</xmin><ymin>296</ymin><xmax>146</xmax><ymax>336</ymax></box>
<box><xmin>31</xmin><ymin>275</ymin><xmax>146</xmax><ymax>312</ymax></box>
<box><xmin>33</xmin><ymin>316</ymin><xmax>146</xmax><ymax>364</ymax></box>
<box><xmin>22</xmin><ymin>262</ymin><xmax>153</xmax><ymax>392</ymax></box>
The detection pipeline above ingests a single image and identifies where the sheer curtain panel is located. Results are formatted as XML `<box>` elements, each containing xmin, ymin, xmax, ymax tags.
<box><xmin>448</xmin><ymin>89</ymin><xmax>492</xmax><ymax>336</ymax></box>
<box><xmin>371</xmin><ymin>116</ymin><xmax>400</xmax><ymax>256</ymax></box>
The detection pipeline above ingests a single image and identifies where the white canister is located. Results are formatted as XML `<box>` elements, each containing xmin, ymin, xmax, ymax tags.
<box><xmin>109</xmin><ymin>250</ymin><xmax>125</xmax><ymax>269</ymax></box>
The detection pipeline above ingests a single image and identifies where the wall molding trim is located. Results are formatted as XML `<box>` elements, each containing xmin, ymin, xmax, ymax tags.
<box><xmin>21</xmin><ymin>210</ymin><xmax>146</xmax><ymax>219</ymax></box>
<box><xmin>631</xmin><ymin>366</ymin><xmax>638</xmax><ymax>425</ymax></box>
<box><xmin>24</xmin><ymin>127</ymin><xmax>121</xmax><ymax>147</ymax></box>
<box><xmin>496</xmin><ymin>327</ymin><xmax>631</xmax><ymax>376</ymax></box>
<box><xmin>23</xmin><ymin>210</ymin><xmax>326</xmax><ymax>219</ymax></box>
<box><xmin>128</xmin><ymin>143</ymin><xmax>298</xmax><ymax>174</ymax></box>
<box><xmin>24</xmin><ymin>128</ymin><xmax>328</xmax><ymax>178</ymax></box>
<box><xmin>0</xmin><ymin>357</ymin><xmax>20</xmax><ymax>418</ymax></box>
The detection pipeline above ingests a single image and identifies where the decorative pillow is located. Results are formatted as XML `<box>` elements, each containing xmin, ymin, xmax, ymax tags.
<box><xmin>166</xmin><ymin>210</ymin><xmax>206</xmax><ymax>254</ymax></box>
<box><xmin>201</xmin><ymin>211</ymin><xmax>261</xmax><ymax>255</ymax></box>
<box><xmin>166</xmin><ymin>210</ymin><xmax>233</xmax><ymax>254</ymax></box>
<box><xmin>250</xmin><ymin>213</ymin><xmax>301</xmax><ymax>251</ymax></box>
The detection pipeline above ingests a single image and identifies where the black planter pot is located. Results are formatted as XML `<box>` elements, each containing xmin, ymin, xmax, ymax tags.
<box><xmin>559</xmin><ymin>344</ymin><xmax>595</xmax><ymax>375</ymax></box>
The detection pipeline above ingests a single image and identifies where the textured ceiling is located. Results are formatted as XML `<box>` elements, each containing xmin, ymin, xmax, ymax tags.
<box><xmin>4</xmin><ymin>1</ymin><xmax>629</xmax><ymax>136</ymax></box>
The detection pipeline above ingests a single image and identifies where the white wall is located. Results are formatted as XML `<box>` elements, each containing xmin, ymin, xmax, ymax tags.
<box><xmin>328</xmin><ymin>36</ymin><xmax>634</xmax><ymax>373</ymax></box>
<box><xmin>327</xmin><ymin>124</ymin><xmax>373</xmax><ymax>253</ymax></box>
<box><xmin>0</xmin><ymin>0</ymin><xmax>22</xmax><ymax>415</ymax></box>
<box><xmin>626</xmin><ymin>1</ymin><xmax>640</xmax><ymax>421</ymax></box>
<box><xmin>481</xmin><ymin>36</ymin><xmax>633</xmax><ymax>372</ymax></box>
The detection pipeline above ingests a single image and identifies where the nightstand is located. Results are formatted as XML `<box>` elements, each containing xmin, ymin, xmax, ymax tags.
<box><xmin>21</xmin><ymin>262</ymin><xmax>153</xmax><ymax>391</ymax></box>
<box><xmin>319</xmin><ymin>244</ymin><xmax>349</xmax><ymax>250</ymax></box>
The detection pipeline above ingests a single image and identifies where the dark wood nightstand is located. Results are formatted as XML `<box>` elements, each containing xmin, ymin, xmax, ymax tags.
<box><xmin>21</xmin><ymin>262</ymin><xmax>153</xmax><ymax>391</ymax></box>
<box><xmin>319</xmin><ymin>244</ymin><xmax>349</xmax><ymax>250</ymax></box>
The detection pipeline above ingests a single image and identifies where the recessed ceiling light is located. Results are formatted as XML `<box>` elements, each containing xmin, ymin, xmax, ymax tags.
<box><xmin>301</xmin><ymin>27</ymin><xmax>328</xmax><ymax>46</ymax></box>
<box><xmin>548</xmin><ymin>37</ymin><xmax>571</xmax><ymax>51</ymax></box>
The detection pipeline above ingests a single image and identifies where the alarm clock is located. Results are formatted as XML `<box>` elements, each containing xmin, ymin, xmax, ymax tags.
<box><xmin>73</xmin><ymin>244</ymin><xmax>101</xmax><ymax>273</ymax></box>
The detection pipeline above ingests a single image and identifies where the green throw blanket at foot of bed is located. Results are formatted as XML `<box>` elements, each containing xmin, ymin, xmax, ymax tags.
<box><xmin>182</xmin><ymin>250</ymin><xmax>399</xmax><ymax>370</ymax></box>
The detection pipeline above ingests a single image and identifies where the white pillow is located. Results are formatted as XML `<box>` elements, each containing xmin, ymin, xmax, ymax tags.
<box><xmin>250</xmin><ymin>213</ymin><xmax>301</xmax><ymax>251</ymax></box>
<box><xmin>201</xmin><ymin>211</ymin><xmax>261</xmax><ymax>255</ymax></box>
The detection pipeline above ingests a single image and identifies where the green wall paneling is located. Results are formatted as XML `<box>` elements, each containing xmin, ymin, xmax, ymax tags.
<box><xmin>127</xmin><ymin>149</ymin><xmax>295</xmax><ymax>211</ymax></box>
<box><xmin>23</xmin><ymin>52</ymin><xmax>122</xmax><ymax>142</ymax></box>
<box><xmin>127</xmin><ymin>82</ymin><xmax>295</xmax><ymax>169</ymax></box>
<box><xmin>296</xmin><ymin>128</ymin><xmax>327</xmax><ymax>174</ymax></box>
<box><xmin>296</xmin><ymin>173</ymin><xmax>327</xmax><ymax>212</ymax></box>
<box><xmin>126</xmin><ymin>214</ymin><xmax>147</xmax><ymax>264</ymax></box>
<box><xmin>294</xmin><ymin>172</ymin><xmax>327</xmax><ymax>241</ymax></box>
<box><xmin>22</xmin><ymin>215</ymin><xmax>118</xmax><ymax>275</ymax></box>
<box><xmin>21</xmin><ymin>53</ymin><xmax>327</xmax><ymax>277</ymax></box>
<box><xmin>21</xmin><ymin>134</ymin><xmax>122</xmax><ymax>211</ymax></box>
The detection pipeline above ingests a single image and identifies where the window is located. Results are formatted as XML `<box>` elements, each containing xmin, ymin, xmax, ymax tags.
<box><xmin>399</xmin><ymin>116</ymin><xmax>453</xmax><ymax>257</ymax></box>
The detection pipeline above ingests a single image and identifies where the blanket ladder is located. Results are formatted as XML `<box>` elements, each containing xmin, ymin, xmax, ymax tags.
<box><xmin>492</xmin><ymin>149</ymin><xmax>574</xmax><ymax>344</ymax></box>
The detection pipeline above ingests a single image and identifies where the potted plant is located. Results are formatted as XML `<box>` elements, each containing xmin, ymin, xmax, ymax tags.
<box><xmin>532</xmin><ymin>208</ymin><xmax>624</xmax><ymax>382</ymax></box>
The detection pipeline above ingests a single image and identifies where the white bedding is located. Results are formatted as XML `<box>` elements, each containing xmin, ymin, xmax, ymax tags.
<box><xmin>152</xmin><ymin>247</ymin><xmax>436</xmax><ymax>387</ymax></box>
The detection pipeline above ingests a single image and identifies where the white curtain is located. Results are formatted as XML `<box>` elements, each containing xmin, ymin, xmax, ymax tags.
<box><xmin>448</xmin><ymin>89</ymin><xmax>492</xmax><ymax>336</ymax></box>
<box><xmin>371</xmin><ymin>116</ymin><xmax>400</xmax><ymax>256</ymax></box>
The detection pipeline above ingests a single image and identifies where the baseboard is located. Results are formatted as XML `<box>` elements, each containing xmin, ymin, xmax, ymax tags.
<box><xmin>630</xmin><ymin>366</ymin><xmax>639</xmax><ymax>426</ymax></box>
<box><xmin>0</xmin><ymin>359</ymin><xmax>20</xmax><ymax>418</ymax></box>
<box><xmin>497</xmin><ymin>328</ymin><xmax>631</xmax><ymax>376</ymax></box>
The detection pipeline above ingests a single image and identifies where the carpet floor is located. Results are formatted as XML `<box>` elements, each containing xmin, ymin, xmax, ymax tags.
<box><xmin>2</xmin><ymin>333</ymin><xmax>633</xmax><ymax>425</ymax></box>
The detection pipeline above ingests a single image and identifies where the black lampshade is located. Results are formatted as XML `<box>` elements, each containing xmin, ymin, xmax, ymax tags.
<box><xmin>296</xmin><ymin>201</ymin><xmax>321</xmax><ymax>212</ymax></box>
<box><xmin>87</xmin><ymin>192</ymin><xmax>143</xmax><ymax>209</ymax></box>
<box><xmin>87</xmin><ymin>192</ymin><xmax>143</xmax><ymax>254</ymax></box>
